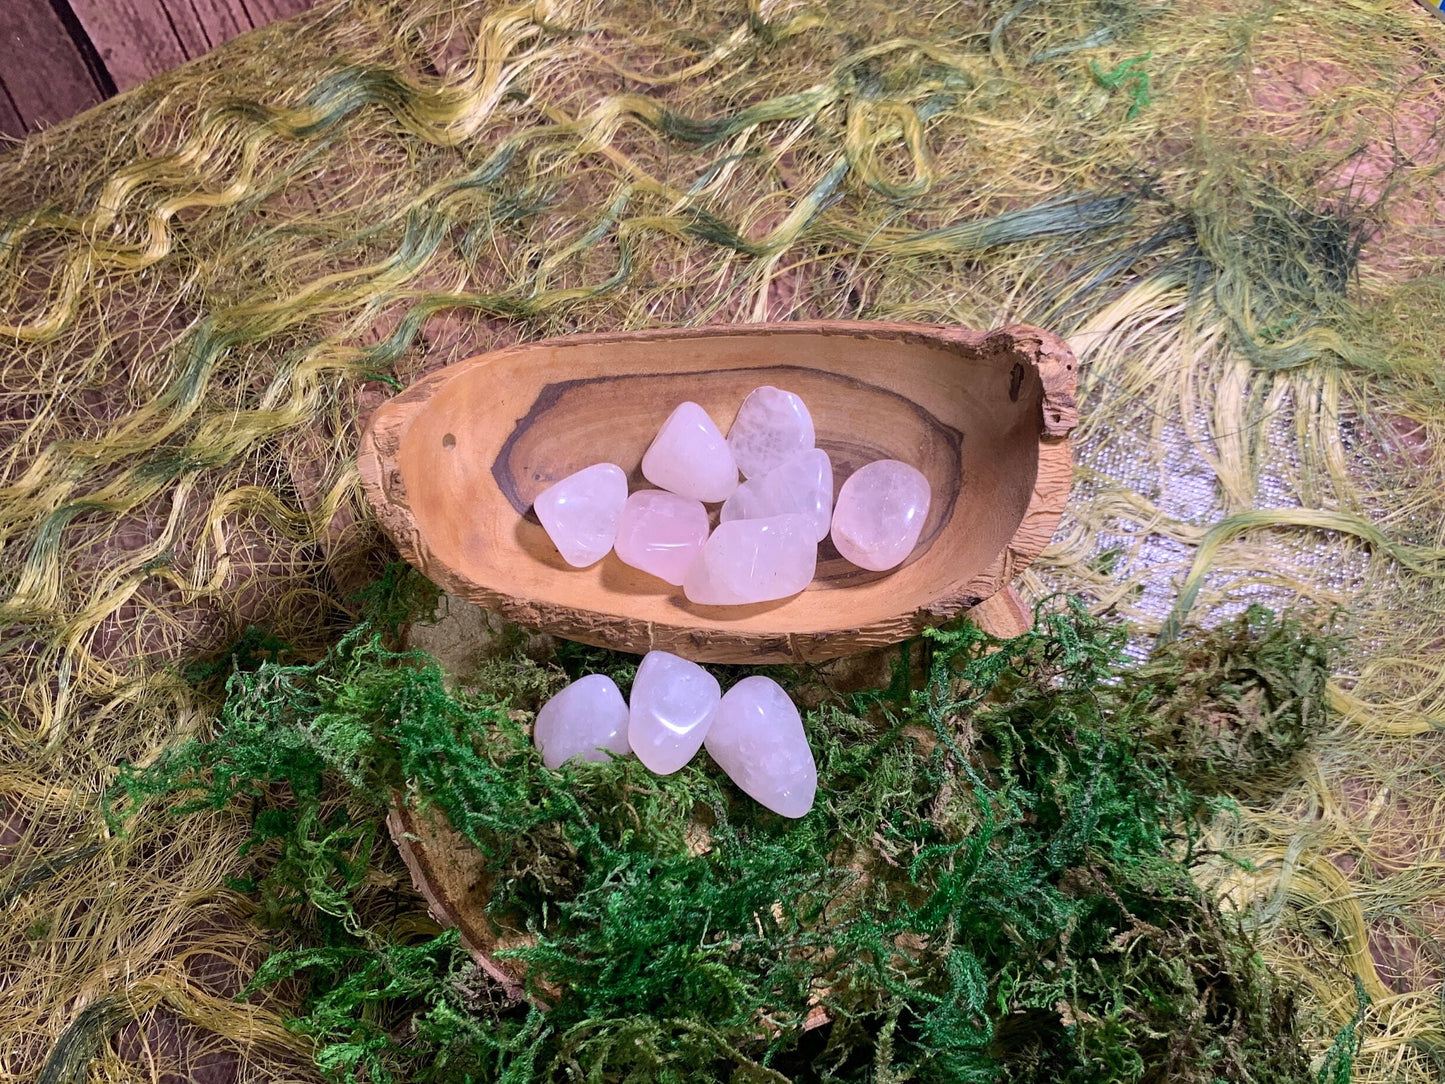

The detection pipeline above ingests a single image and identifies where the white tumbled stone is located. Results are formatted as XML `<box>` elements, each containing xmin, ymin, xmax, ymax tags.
<box><xmin>727</xmin><ymin>386</ymin><xmax>815</xmax><ymax>479</ymax></box>
<box><xmin>533</xmin><ymin>674</ymin><xmax>631</xmax><ymax>768</ymax></box>
<box><xmin>682</xmin><ymin>513</ymin><xmax>816</xmax><ymax>606</ymax></box>
<box><xmin>641</xmin><ymin>402</ymin><xmax>738</xmax><ymax>503</ymax></box>
<box><xmin>532</xmin><ymin>463</ymin><xmax>628</xmax><ymax>568</ymax></box>
<box><xmin>613</xmin><ymin>490</ymin><xmax>710</xmax><ymax>586</ymax></box>
<box><xmin>719</xmin><ymin>448</ymin><xmax>833</xmax><ymax>542</ymax></box>
<box><xmin>628</xmin><ymin>650</ymin><xmax>721</xmax><ymax>774</ymax></box>
<box><xmin>705</xmin><ymin>676</ymin><xmax>816</xmax><ymax>818</ymax></box>
<box><xmin>830</xmin><ymin>460</ymin><xmax>931</xmax><ymax>572</ymax></box>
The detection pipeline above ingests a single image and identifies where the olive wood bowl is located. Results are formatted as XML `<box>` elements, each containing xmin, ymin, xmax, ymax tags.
<box><xmin>358</xmin><ymin>321</ymin><xmax>1077</xmax><ymax>662</ymax></box>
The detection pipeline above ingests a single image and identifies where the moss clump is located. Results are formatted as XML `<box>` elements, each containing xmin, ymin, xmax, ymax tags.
<box><xmin>1130</xmin><ymin>605</ymin><xmax>1333</xmax><ymax>800</ymax></box>
<box><xmin>107</xmin><ymin>575</ymin><xmax>1338</xmax><ymax>1083</ymax></box>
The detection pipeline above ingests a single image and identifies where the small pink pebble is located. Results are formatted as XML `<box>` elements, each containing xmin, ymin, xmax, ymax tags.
<box><xmin>532</xmin><ymin>463</ymin><xmax>628</xmax><ymax>567</ymax></box>
<box><xmin>641</xmin><ymin>402</ymin><xmax>739</xmax><ymax>503</ymax></box>
<box><xmin>613</xmin><ymin>490</ymin><xmax>710</xmax><ymax>586</ymax></box>
<box><xmin>830</xmin><ymin>460</ymin><xmax>931</xmax><ymax>572</ymax></box>
<box><xmin>683</xmin><ymin>513</ymin><xmax>816</xmax><ymax>606</ymax></box>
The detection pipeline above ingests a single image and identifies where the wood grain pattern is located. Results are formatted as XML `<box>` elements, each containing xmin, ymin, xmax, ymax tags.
<box><xmin>0</xmin><ymin>86</ymin><xmax>24</xmax><ymax>141</ymax></box>
<box><xmin>964</xmin><ymin>585</ymin><xmax>1033</xmax><ymax>640</ymax></box>
<box><xmin>183</xmin><ymin>0</ymin><xmax>254</xmax><ymax>49</ymax></box>
<box><xmin>387</xmin><ymin>804</ymin><xmax>530</xmax><ymax>1000</ymax></box>
<box><xmin>69</xmin><ymin>0</ymin><xmax>202</xmax><ymax>91</ymax></box>
<box><xmin>358</xmin><ymin>321</ymin><xmax>1078</xmax><ymax>664</ymax></box>
<box><xmin>0</xmin><ymin>0</ymin><xmax>105</xmax><ymax>134</ymax></box>
<box><xmin>244</xmin><ymin>0</ymin><xmax>319</xmax><ymax>20</ymax></box>
<box><xmin>24</xmin><ymin>0</ymin><xmax>322</xmax><ymax>115</ymax></box>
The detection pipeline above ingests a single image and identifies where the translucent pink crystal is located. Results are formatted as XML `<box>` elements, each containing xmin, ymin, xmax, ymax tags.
<box><xmin>830</xmin><ymin>459</ymin><xmax>931</xmax><ymax>571</ymax></box>
<box><xmin>705</xmin><ymin>675</ymin><xmax>816</xmax><ymax>817</ymax></box>
<box><xmin>613</xmin><ymin>490</ymin><xmax>710</xmax><ymax>586</ymax></box>
<box><xmin>628</xmin><ymin>650</ymin><xmax>721</xmax><ymax>774</ymax></box>
<box><xmin>533</xmin><ymin>674</ymin><xmax>631</xmax><ymax>768</ymax></box>
<box><xmin>726</xmin><ymin>386</ymin><xmax>815</xmax><ymax>479</ymax></box>
<box><xmin>532</xmin><ymin>462</ymin><xmax>628</xmax><ymax>567</ymax></box>
<box><xmin>719</xmin><ymin>448</ymin><xmax>833</xmax><ymax>542</ymax></box>
<box><xmin>640</xmin><ymin>402</ymin><xmax>739</xmax><ymax>503</ymax></box>
<box><xmin>682</xmin><ymin>513</ymin><xmax>816</xmax><ymax>606</ymax></box>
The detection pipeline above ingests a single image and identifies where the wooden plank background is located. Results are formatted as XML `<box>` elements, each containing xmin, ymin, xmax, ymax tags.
<box><xmin>0</xmin><ymin>0</ymin><xmax>318</xmax><ymax>140</ymax></box>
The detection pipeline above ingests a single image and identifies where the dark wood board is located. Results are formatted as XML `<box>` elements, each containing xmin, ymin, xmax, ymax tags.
<box><xmin>69</xmin><ymin>0</ymin><xmax>232</xmax><ymax>91</ymax></box>
<box><xmin>0</xmin><ymin>0</ymin><xmax>322</xmax><ymax>138</ymax></box>
<box><xmin>245</xmin><ymin>0</ymin><xmax>320</xmax><ymax>21</ymax></box>
<box><xmin>0</xmin><ymin>0</ymin><xmax>106</xmax><ymax>137</ymax></box>
<box><xmin>0</xmin><ymin>87</ymin><xmax>24</xmax><ymax>142</ymax></box>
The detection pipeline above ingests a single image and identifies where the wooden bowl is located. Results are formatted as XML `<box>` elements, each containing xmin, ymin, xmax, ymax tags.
<box><xmin>358</xmin><ymin>321</ymin><xmax>1077</xmax><ymax>663</ymax></box>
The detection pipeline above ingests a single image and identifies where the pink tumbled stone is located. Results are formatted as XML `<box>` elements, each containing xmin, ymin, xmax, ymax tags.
<box><xmin>720</xmin><ymin>448</ymin><xmax>833</xmax><ymax>542</ymax></box>
<box><xmin>641</xmin><ymin>402</ymin><xmax>739</xmax><ymax>503</ymax></box>
<box><xmin>830</xmin><ymin>459</ymin><xmax>931</xmax><ymax>572</ymax></box>
<box><xmin>532</xmin><ymin>463</ymin><xmax>628</xmax><ymax>568</ymax></box>
<box><xmin>628</xmin><ymin>650</ymin><xmax>721</xmax><ymax>774</ymax></box>
<box><xmin>614</xmin><ymin>490</ymin><xmax>710</xmax><ymax>586</ymax></box>
<box><xmin>533</xmin><ymin>674</ymin><xmax>631</xmax><ymax>768</ymax></box>
<box><xmin>682</xmin><ymin>513</ymin><xmax>816</xmax><ymax>606</ymax></box>
<box><xmin>705</xmin><ymin>675</ymin><xmax>816</xmax><ymax>818</ymax></box>
<box><xmin>727</xmin><ymin>386</ymin><xmax>815</xmax><ymax>479</ymax></box>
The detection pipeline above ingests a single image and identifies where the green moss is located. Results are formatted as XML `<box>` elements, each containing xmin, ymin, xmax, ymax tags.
<box><xmin>107</xmin><ymin>573</ymin><xmax>1342</xmax><ymax>1083</ymax></box>
<box><xmin>1130</xmin><ymin>605</ymin><xmax>1333</xmax><ymax>800</ymax></box>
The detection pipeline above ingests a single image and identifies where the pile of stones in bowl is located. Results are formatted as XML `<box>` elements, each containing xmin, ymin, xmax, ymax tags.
<box><xmin>526</xmin><ymin>386</ymin><xmax>932</xmax><ymax>817</ymax></box>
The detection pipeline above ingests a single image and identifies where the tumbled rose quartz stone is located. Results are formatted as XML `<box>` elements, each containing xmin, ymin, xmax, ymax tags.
<box><xmin>830</xmin><ymin>459</ymin><xmax>932</xmax><ymax>572</ymax></box>
<box><xmin>726</xmin><ymin>386</ymin><xmax>815</xmax><ymax>479</ymax></box>
<box><xmin>705</xmin><ymin>676</ymin><xmax>817</xmax><ymax>818</ymax></box>
<box><xmin>613</xmin><ymin>490</ymin><xmax>710</xmax><ymax>586</ymax></box>
<box><xmin>640</xmin><ymin>402</ymin><xmax>739</xmax><ymax>503</ymax></box>
<box><xmin>683</xmin><ymin>513</ymin><xmax>816</xmax><ymax>606</ymax></box>
<box><xmin>533</xmin><ymin>674</ymin><xmax>631</xmax><ymax>769</ymax></box>
<box><xmin>719</xmin><ymin>448</ymin><xmax>833</xmax><ymax>542</ymax></box>
<box><xmin>628</xmin><ymin>650</ymin><xmax>721</xmax><ymax>774</ymax></box>
<box><xmin>532</xmin><ymin>463</ymin><xmax>628</xmax><ymax>568</ymax></box>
